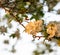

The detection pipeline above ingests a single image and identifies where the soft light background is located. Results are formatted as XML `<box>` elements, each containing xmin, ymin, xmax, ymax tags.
<box><xmin>0</xmin><ymin>1</ymin><xmax>60</xmax><ymax>55</ymax></box>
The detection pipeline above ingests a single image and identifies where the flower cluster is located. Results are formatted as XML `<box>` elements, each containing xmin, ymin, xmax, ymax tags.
<box><xmin>46</xmin><ymin>22</ymin><xmax>57</xmax><ymax>39</ymax></box>
<box><xmin>46</xmin><ymin>21</ymin><xmax>60</xmax><ymax>39</ymax></box>
<box><xmin>25</xmin><ymin>20</ymin><xmax>60</xmax><ymax>40</ymax></box>
<box><xmin>25</xmin><ymin>20</ymin><xmax>43</xmax><ymax>35</ymax></box>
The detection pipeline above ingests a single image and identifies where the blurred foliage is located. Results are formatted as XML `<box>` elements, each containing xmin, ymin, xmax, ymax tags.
<box><xmin>11</xmin><ymin>45</ymin><xmax>16</xmax><ymax>53</ymax></box>
<box><xmin>57</xmin><ymin>40</ymin><xmax>60</xmax><ymax>46</ymax></box>
<box><xmin>45</xmin><ymin>0</ymin><xmax>58</xmax><ymax>11</ymax></box>
<box><xmin>4</xmin><ymin>40</ymin><xmax>9</xmax><ymax>44</ymax></box>
<box><xmin>57</xmin><ymin>9</ymin><xmax>60</xmax><ymax>14</ymax></box>
<box><xmin>33</xmin><ymin>50</ymin><xmax>40</xmax><ymax>55</ymax></box>
<box><xmin>33</xmin><ymin>43</ymin><xmax>53</xmax><ymax>55</ymax></box>
<box><xmin>10</xmin><ymin>29</ymin><xmax>20</xmax><ymax>39</ymax></box>
<box><xmin>41</xmin><ymin>24</ymin><xmax>49</xmax><ymax>38</ymax></box>
<box><xmin>0</xmin><ymin>26</ymin><xmax>7</xmax><ymax>34</ymax></box>
<box><xmin>53</xmin><ymin>37</ymin><xmax>60</xmax><ymax>46</ymax></box>
<box><xmin>0</xmin><ymin>0</ymin><xmax>44</xmax><ymax>22</ymax></box>
<box><xmin>0</xmin><ymin>0</ymin><xmax>59</xmax><ymax>22</ymax></box>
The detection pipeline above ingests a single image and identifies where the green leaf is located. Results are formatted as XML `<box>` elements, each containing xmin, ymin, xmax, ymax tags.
<box><xmin>33</xmin><ymin>50</ymin><xmax>40</xmax><ymax>55</ymax></box>
<box><xmin>30</xmin><ymin>14</ymin><xmax>39</xmax><ymax>20</ymax></box>
<box><xmin>22</xmin><ymin>14</ymin><xmax>28</xmax><ymax>18</ymax></box>
<box><xmin>10</xmin><ymin>34</ymin><xmax>16</xmax><ymax>38</ymax></box>
<box><xmin>39</xmin><ymin>11</ymin><xmax>44</xmax><ymax>17</ymax></box>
